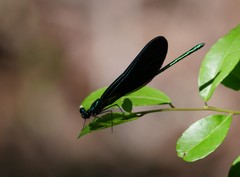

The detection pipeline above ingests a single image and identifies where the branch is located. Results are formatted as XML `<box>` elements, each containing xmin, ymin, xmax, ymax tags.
<box><xmin>132</xmin><ymin>105</ymin><xmax>240</xmax><ymax>117</ymax></box>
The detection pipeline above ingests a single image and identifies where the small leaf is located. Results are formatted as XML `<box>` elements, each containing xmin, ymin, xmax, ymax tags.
<box><xmin>176</xmin><ymin>114</ymin><xmax>232</xmax><ymax>162</ymax></box>
<box><xmin>122</xmin><ymin>98</ymin><xmax>133</xmax><ymax>113</ymax></box>
<box><xmin>199</xmin><ymin>25</ymin><xmax>240</xmax><ymax>101</ymax></box>
<box><xmin>228</xmin><ymin>156</ymin><xmax>240</xmax><ymax>177</ymax></box>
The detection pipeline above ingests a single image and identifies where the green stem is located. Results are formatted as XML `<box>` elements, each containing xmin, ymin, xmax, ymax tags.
<box><xmin>132</xmin><ymin>105</ymin><xmax>240</xmax><ymax>117</ymax></box>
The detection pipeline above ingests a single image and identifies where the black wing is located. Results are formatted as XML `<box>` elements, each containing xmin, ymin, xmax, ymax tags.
<box><xmin>100</xmin><ymin>36</ymin><xmax>168</xmax><ymax>107</ymax></box>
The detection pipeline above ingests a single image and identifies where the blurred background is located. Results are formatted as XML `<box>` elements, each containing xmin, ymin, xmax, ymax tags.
<box><xmin>0</xmin><ymin>0</ymin><xmax>240</xmax><ymax>176</ymax></box>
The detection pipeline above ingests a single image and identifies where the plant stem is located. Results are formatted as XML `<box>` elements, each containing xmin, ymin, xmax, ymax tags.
<box><xmin>132</xmin><ymin>105</ymin><xmax>240</xmax><ymax>117</ymax></box>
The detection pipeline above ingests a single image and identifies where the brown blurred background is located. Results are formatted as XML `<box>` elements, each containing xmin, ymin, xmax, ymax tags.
<box><xmin>0</xmin><ymin>0</ymin><xmax>240</xmax><ymax>177</ymax></box>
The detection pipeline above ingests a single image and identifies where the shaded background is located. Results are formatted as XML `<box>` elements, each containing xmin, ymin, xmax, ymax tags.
<box><xmin>0</xmin><ymin>0</ymin><xmax>240</xmax><ymax>176</ymax></box>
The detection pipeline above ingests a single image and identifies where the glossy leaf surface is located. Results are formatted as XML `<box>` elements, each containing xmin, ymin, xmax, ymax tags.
<box><xmin>176</xmin><ymin>114</ymin><xmax>232</xmax><ymax>162</ymax></box>
<box><xmin>199</xmin><ymin>25</ymin><xmax>240</xmax><ymax>101</ymax></box>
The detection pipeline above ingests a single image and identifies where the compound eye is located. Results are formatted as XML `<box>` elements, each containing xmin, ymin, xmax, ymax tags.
<box><xmin>79</xmin><ymin>106</ymin><xmax>90</xmax><ymax>119</ymax></box>
<box><xmin>79</xmin><ymin>106</ymin><xmax>84</xmax><ymax>113</ymax></box>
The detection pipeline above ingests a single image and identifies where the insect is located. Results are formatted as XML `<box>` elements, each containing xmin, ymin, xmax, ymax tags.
<box><xmin>80</xmin><ymin>36</ymin><xmax>204</xmax><ymax>119</ymax></box>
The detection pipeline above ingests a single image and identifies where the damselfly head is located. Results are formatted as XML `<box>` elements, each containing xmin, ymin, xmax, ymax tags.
<box><xmin>79</xmin><ymin>105</ymin><xmax>91</xmax><ymax>119</ymax></box>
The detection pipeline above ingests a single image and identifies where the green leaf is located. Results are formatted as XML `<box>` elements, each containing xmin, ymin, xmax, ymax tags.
<box><xmin>176</xmin><ymin>114</ymin><xmax>232</xmax><ymax>162</ymax></box>
<box><xmin>222</xmin><ymin>61</ymin><xmax>240</xmax><ymax>91</ymax></box>
<box><xmin>122</xmin><ymin>98</ymin><xmax>133</xmax><ymax>113</ymax></box>
<box><xmin>199</xmin><ymin>25</ymin><xmax>240</xmax><ymax>101</ymax></box>
<box><xmin>78</xmin><ymin>86</ymin><xmax>171</xmax><ymax>137</ymax></box>
<box><xmin>228</xmin><ymin>156</ymin><xmax>240</xmax><ymax>177</ymax></box>
<box><xmin>80</xmin><ymin>86</ymin><xmax>171</xmax><ymax>110</ymax></box>
<box><xmin>78</xmin><ymin>112</ymin><xmax>138</xmax><ymax>138</ymax></box>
